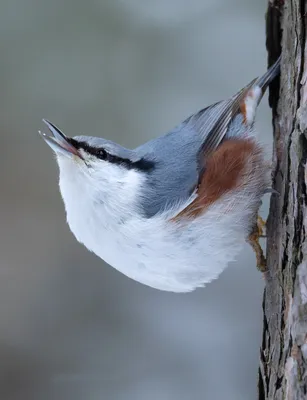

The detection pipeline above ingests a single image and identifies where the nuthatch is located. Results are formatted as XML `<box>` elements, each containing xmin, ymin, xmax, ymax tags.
<box><xmin>39</xmin><ymin>57</ymin><xmax>280</xmax><ymax>292</ymax></box>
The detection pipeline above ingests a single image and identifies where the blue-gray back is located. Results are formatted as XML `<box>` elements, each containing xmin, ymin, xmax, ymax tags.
<box><xmin>74</xmin><ymin>57</ymin><xmax>280</xmax><ymax>218</ymax></box>
<box><xmin>135</xmin><ymin>108</ymin><xmax>245</xmax><ymax>218</ymax></box>
<box><xmin>135</xmin><ymin>57</ymin><xmax>281</xmax><ymax>218</ymax></box>
<box><xmin>135</xmin><ymin>121</ymin><xmax>204</xmax><ymax>217</ymax></box>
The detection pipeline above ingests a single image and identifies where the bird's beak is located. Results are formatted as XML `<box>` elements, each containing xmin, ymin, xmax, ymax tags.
<box><xmin>39</xmin><ymin>119</ymin><xmax>83</xmax><ymax>159</ymax></box>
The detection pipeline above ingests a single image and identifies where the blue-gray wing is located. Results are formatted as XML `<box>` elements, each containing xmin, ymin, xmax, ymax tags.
<box><xmin>135</xmin><ymin>57</ymin><xmax>280</xmax><ymax>217</ymax></box>
<box><xmin>135</xmin><ymin>86</ymin><xmax>255</xmax><ymax>218</ymax></box>
<box><xmin>184</xmin><ymin>81</ymin><xmax>255</xmax><ymax>158</ymax></box>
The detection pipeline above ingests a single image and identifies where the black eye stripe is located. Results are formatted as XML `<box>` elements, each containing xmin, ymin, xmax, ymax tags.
<box><xmin>67</xmin><ymin>139</ymin><xmax>155</xmax><ymax>172</ymax></box>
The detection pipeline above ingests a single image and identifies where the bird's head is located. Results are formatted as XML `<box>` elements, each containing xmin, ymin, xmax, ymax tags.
<box><xmin>39</xmin><ymin>120</ymin><xmax>155</xmax><ymax>219</ymax></box>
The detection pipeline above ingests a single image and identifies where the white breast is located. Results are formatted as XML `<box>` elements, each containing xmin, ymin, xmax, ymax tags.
<box><xmin>57</xmin><ymin>153</ymin><xmax>267</xmax><ymax>293</ymax></box>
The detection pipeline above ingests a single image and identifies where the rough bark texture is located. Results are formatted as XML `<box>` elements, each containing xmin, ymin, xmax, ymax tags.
<box><xmin>259</xmin><ymin>0</ymin><xmax>307</xmax><ymax>398</ymax></box>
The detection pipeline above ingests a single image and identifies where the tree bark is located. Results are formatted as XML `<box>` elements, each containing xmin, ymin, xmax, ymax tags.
<box><xmin>259</xmin><ymin>0</ymin><xmax>307</xmax><ymax>398</ymax></box>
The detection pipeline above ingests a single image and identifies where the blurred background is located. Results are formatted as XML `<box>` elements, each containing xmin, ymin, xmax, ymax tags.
<box><xmin>0</xmin><ymin>1</ymin><xmax>272</xmax><ymax>399</ymax></box>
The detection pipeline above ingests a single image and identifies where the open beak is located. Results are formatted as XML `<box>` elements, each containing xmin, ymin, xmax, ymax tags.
<box><xmin>39</xmin><ymin>119</ymin><xmax>83</xmax><ymax>159</ymax></box>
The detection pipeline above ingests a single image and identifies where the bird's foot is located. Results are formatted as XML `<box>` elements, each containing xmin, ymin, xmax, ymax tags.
<box><xmin>247</xmin><ymin>216</ymin><xmax>267</xmax><ymax>273</ymax></box>
<box><xmin>257</xmin><ymin>215</ymin><xmax>267</xmax><ymax>238</ymax></box>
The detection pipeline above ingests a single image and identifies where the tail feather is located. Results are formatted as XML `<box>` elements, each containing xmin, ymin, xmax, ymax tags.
<box><xmin>240</xmin><ymin>56</ymin><xmax>281</xmax><ymax>126</ymax></box>
<box><xmin>255</xmin><ymin>55</ymin><xmax>281</xmax><ymax>95</ymax></box>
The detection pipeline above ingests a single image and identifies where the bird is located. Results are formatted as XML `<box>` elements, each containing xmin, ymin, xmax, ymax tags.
<box><xmin>39</xmin><ymin>56</ymin><xmax>280</xmax><ymax>293</ymax></box>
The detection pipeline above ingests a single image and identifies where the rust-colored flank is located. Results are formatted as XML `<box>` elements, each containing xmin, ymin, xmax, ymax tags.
<box><xmin>172</xmin><ymin>139</ymin><xmax>260</xmax><ymax>220</ymax></box>
<box><xmin>240</xmin><ymin>101</ymin><xmax>247</xmax><ymax>124</ymax></box>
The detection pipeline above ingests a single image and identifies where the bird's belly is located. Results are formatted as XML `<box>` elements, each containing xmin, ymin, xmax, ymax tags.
<box><xmin>72</xmin><ymin>201</ymin><xmax>256</xmax><ymax>292</ymax></box>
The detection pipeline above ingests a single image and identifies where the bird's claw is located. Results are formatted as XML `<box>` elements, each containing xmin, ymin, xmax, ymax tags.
<box><xmin>257</xmin><ymin>215</ymin><xmax>266</xmax><ymax>238</ymax></box>
<box><xmin>247</xmin><ymin>216</ymin><xmax>267</xmax><ymax>273</ymax></box>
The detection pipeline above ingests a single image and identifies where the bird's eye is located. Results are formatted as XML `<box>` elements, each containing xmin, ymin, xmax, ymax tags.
<box><xmin>92</xmin><ymin>148</ymin><xmax>106</xmax><ymax>159</ymax></box>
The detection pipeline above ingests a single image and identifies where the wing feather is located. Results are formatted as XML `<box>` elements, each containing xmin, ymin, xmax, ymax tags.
<box><xmin>184</xmin><ymin>78</ymin><xmax>257</xmax><ymax>159</ymax></box>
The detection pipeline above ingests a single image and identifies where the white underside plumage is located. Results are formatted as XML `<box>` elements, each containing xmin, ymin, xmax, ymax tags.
<box><xmin>57</xmin><ymin>136</ymin><xmax>269</xmax><ymax>292</ymax></box>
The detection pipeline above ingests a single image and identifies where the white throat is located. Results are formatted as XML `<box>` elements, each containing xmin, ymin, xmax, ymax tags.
<box><xmin>57</xmin><ymin>155</ymin><xmax>147</xmax><ymax>254</ymax></box>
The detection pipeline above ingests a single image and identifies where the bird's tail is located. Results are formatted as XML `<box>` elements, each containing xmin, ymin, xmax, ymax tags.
<box><xmin>237</xmin><ymin>56</ymin><xmax>281</xmax><ymax>126</ymax></box>
<box><xmin>255</xmin><ymin>55</ymin><xmax>281</xmax><ymax>97</ymax></box>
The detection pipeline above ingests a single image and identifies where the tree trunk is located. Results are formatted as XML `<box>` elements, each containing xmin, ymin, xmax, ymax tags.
<box><xmin>259</xmin><ymin>0</ymin><xmax>307</xmax><ymax>398</ymax></box>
